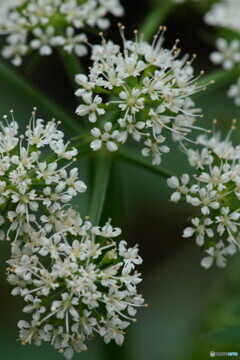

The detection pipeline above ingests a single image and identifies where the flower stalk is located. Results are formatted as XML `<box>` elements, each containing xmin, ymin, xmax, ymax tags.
<box><xmin>89</xmin><ymin>151</ymin><xmax>112</xmax><ymax>225</ymax></box>
<box><xmin>118</xmin><ymin>146</ymin><xmax>175</xmax><ymax>179</ymax></box>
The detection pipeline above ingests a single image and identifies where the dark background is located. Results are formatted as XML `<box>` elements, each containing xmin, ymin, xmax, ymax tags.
<box><xmin>1</xmin><ymin>0</ymin><xmax>240</xmax><ymax>359</ymax></box>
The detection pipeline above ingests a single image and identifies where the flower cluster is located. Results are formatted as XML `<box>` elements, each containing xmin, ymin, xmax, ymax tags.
<box><xmin>204</xmin><ymin>0</ymin><xmax>240</xmax><ymax>33</ymax></box>
<box><xmin>0</xmin><ymin>109</ymin><xmax>87</xmax><ymax>244</ymax></box>
<box><xmin>7</xmin><ymin>220</ymin><xmax>145</xmax><ymax>359</ymax></box>
<box><xmin>1</xmin><ymin>109</ymin><xmax>145</xmax><ymax>358</ymax></box>
<box><xmin>75</xmin><ymin>26</ymin><xmax>207</xmax><ymax>165</ymax></box>
<box><xmin>210</xmin><ymin>38</ymin><xmax>240</xmax><ymax>70</ymax></box>
<box><xmin>0</xmin><ymin>0</ymin><xmax>124</xmax><ymax>66</ymax></box>
<box><xmin>167</xmin><ymin>124</ymin><xmax>240</xmax><ymax>268</ymax></box>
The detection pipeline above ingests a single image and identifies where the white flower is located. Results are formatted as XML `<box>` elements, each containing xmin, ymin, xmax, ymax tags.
<box><xmin>92</xmin><ymin>220</ymin><xmax>121</xmax><ymax>237</ymax></box>
<box><xmin>215</xmin><ymin>207</ymin><xmax>240</xmax><ymax>240</ymax></box>
<box><xmin>90</xmin><ymin>122</ymin><xmax>119</xmax><ymax>152</ymax></box>
<box><xmin>187</xmin><ymin>184</ymin><xmax>219</xmax><ymax>215</ymax></box>
<box><xmin>183</xmin><ymin>217</ymin><xmax>213</xmax><ymax>246</ymax></box>
<box><xmin>210</xmin><ymin>38</ymin><xmax>240</xmax><ymax>70</ymax></box>
<box><xmin>197</xmin><ymin>165</ymin><xmax>230</xmax><ymax>191</ymax></box>
<box><xmin>117</xmin><ymin>115</ymin><xmax>145</xmax><ymax>143</ymax></box>
<box><xmin>30</xmin><ymin>26</ymin><xmax>55</xmax><ymax>55</ymax></box>
<box><xmin>75</xmin><ymin>74</ymin><xmax>94</xmax><ymax>96</ymax></box>
<box><xmin>142</xmin><ymin>136</ymin><xmax>170</xmax><ymax>165</ymax></box>
<box><xmin>118</xmin><ymin>88</ymin><xmax>145</xmax><ymax>114</ymax></box>
<box><xmin>18</xmin><ymin>317</ymin><xmax>42</xmax><ymax>346</ymax></box>
<box><xmin>58</xmin><ymin>168</ymin><xmax>87</xmax><ymax>194</ymax></box>
<box><xmin>50</xmin><ymin>139</ymin><xmax>78</xmax><ymax>160</ymax></box>
<box><xmin>119</xmin><ymin>240</ymin><xmax>143</xmax><ymax>273</ymax></box>
<box><xmin>2</xmin><ymin>41</ymin><xmax>28</xmax><ymax>66</ymax></box>
<box><xmin>187</xmin><ymin>148</ymin><xmax>213</xmax><ymax>169</ymax></box>
<box><xmin>201</xmin><ymin>241</ymin><xmax>237</xmax><ymax>269</ymax></box>
<box><xmin>167</xmin><ymin>174</ymin><xmax>190</xmax><ymax>202</ymax></box>
<box><xmin>76</xmin><ymin>93</ymin><xmax>105</xmax><ymax>123</ymax></box>
<box><xmin>62</xmin><ymin>27</ymin><xmax>88</xmax><ymax>56</ymax></box>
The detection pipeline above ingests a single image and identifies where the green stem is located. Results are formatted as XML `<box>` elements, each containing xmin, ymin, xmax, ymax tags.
<box><xmin>71</xmin><ymin>132</ymin><xmax>91</xmax><ymax>141</ymax></box>
<box><xmin>118</xmin><ymin>146</ymin><xmax>175</xmax><ymax>179</ymax></box>
<box><xmin>103</xmin><ymin>161</ymin><xmax>124</xmax><ymax>226</ymax></box>
<box><xmin>0</xmin><ymin>58</ymin><xmax>83</xmax><ymax>134</ymax></box>
<box><xmin>75</xmin><ymin>141</ymin><xmax>91</xmax><ymax>157</ymax></box>
<box><xmin>102</xmin><ymin>342</ymin><xmax>127</xmax><ymax>360</ymax></box>
<box><xmin>194</xmin><ymin>67</ymin><xmax>240</xmax><ymax>99</ymax></box>
<box><xmin>88</xmin><ymin>151</ymin><xmax>112</xmax><ymax>225</ymax></box>
<box><xmin>57</xmin><ymin>48</ymin><xmax>85</xmax><ymax>90</ymax></box>
<box><xmin>140</xmin><ymin>0</ymin><xmax>175</xmax><ymax>41</ymax></box>
<box><xmin>0</xmin><ymin>176</ymin><xmax>10</xmax><ymax>184</ymax></box>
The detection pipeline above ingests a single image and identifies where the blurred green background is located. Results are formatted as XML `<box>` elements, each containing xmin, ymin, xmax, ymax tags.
<box><xmin>1</xmin><ymin>0</ymin><xmax>240</xmax><ymax>359</ymax></box>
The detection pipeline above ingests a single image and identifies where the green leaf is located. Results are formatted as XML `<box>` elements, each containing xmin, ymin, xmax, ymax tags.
<box><xmin>203</xmin><ymin>326</ymin><xmax>240</xmax><ymax>346</ymax></box>
<box><xmin>140</xmin><ymin>0</ymin><xmax>175</xmax><ymax>41</ymax></box>
<box><xmin>232</xmin><ymin>306</ymin><xmax>240</xmax><ymax>318</ymax></box>
<box><xmin>0</xmin><ymin>58</ymin><xmax>83</xmax><ymax>134</ymax></box>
